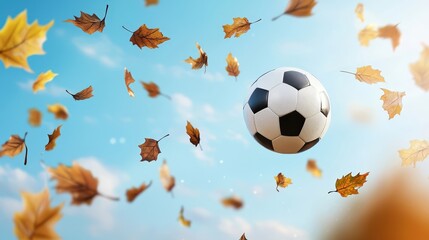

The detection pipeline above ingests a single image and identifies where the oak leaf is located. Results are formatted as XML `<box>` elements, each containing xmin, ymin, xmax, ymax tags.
<box><xmin>48</xmin><ymin>104</ymin><xmax>68</xmax><ymax>120</ymax></box>
<box><xmin>14</xmin><ymin>189</ymin><xmax>63</xmax><ymax>240</ymax></box>
<box><xmin>380</xmin><ymin>88</ymin><xmax>405</xmax><ymax>119</ymax></box>
<box><xmin>32</xmin><ymin>70</ymin><xmax>58</xmax><ymax>93</ymax></box>
<box><xmin>222</xmin><ymin>17</ymin><xmax>261</xmax><ymax>39</ymax></box>
<box><xmin>178</xmin><ymin>206</ymin><xmax>191</xmax><ymax>227</ymax></box>
<box><xmin>145</xmin><ymin>0</ymin><xmax>159</xmax><ymax>6</ymax></box>
<box><xmin>186</xmin><ymin>121</ymin><xmax>201</xmax><ymax>148</ymax></box>
<box><xmin>378</xmin><ymin>24</ymin><xmax>401</xmax><ymax>50</ymax></box>
<box><xmin>306</xmin><ymin>159</ymin><xmax>322</xmax><ymax>178</ymax></box>
<box><xmin>358</xmin><ymin>25</ymin><xmax>378</xmax><ymax>46</ymax></box>
<box><xmin>341</xmin><ymin>65</ymin><xmax>385</xmax><ymax>84</ymax></box>
<box><xmin>139</xmin><ymin>134</ymin><xmax>169</xmax><ymax>162</ymax></box>
<box><xmin>141</xmin><ymin>81</ymin><xmax>171</xmax><ymax>99</ymax></box>
<box><xmin>240</xmin><ymin>233</ymin><xmax>248</xmax><ymax>240</ymax></box>
<box><xmin>125</xmin><ymin>24</ymin><xmax>169</xmax><ymax>49</ymax></box>
<box><xmin>0</xmin><ymin>132</ymin><xmax>28</xmax><ymax>165</ymax></box>
<box><xmin>409</xmin><ymin>44</ymin><xmax>429</xmax><ymax>91</ymax></box>
<box><xmin>399</xmin><ymin>140</ymin><xmax>429</xmax><ymax>167</ymax></box>
<box><xmin>329</xmin><ymin>172</ymin><xmax>369</xmax><ymax>197</ymax></box>
<box><xmin>0</xmin><ymin>10</ymin><xmax>54</xmax><ymax>72</ymax></box>
<box><xmin>273</xmin><ymin>0</ymin><xmax>317</xmax><ymax>21</ymax></box>
<box><xmin>45</xmin><ymin>125</ymin><xmax>61</xmax><ymax>151</ymax></box>
<box><xmin>126</xmin><ymin>181</ymin><xmax>152</xmax><ymax>202</ymax></box>
<box><xmin>124</xmin><ymin>68</ymin><xmax>136</xmax><ymax>97</ymax></box>
<box><xmin>65</xmin><ymin>5</ymin><xmax>109</xmax><ymax>34</ymax></box>
<box><xmin>221</xmin><ymin>196</ymin><xmax>243</xmax><ymax>209</ymax></box>
<box><xmin>184</xmin><ymin>42</ymin><xmax>208</xmax><ymax>72</ymax></box>
<box><xmin>66</xmin><ymin>85</ymin><xmax>93</xmax><ymax>100</ymax></box>
<box><xmin>225</xmin><ymin>53</ymin><xmax>240</xmax><ymax>79</ymax></box>
<box><xmin>160</xmin><ymin>160</ymin><xmax>175</xmax><ymax>193</ymax></box>
<box><xmin>274</xmin><ymin>172</ymin><xmax>292</xmax><ymax>191</ymax></box>
<box><xmin>28</xmin><ymin>108</ymin><xmax>42</xmax><ymax>127</ymax></box>
<box><xmin>355</xmin><ymin>3</ymin><xmax>364</xmax><ymax>22</ymax></box>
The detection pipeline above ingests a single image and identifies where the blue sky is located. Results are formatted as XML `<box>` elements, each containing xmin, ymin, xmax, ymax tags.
<box><xmin>1</xmin><ymin>0</ymin><xmax>429</xmax><ymax>239</ymax></box>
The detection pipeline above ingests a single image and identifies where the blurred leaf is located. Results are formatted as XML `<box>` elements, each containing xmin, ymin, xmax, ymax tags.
<box><xmin>306</xmin><ymin>159</ymin><xmax>322</xmax><ymax>178</ymax></box>
<box><xmin>65</xmin><ymin>5</ymin><xmax>108</xmax><ymax>34</ymax></box>
<box><xmin>225</xmin><ymin>53</ymin><xmax>240</xmax><ymax>79</ymax></box>
<box><xmin>378</xmin><ymin>24</ymin><xmax>401</xmax><ymax>50</ymax></box>
<box><xmin>240</xmin><ymin>233</ymin><xmax>248</xmax><ymax>240</ymax></box>
<box><xmin>184</xmin><ymin>42</ymin><xmax>208</xmax><ymax>72</ymax></box>
<box><xmin>66</xmin><ymin>85</ymin><xmax>93</xmax><ymax>100</ymax></box>
<box><xmin>0</xmin><ymin>132</ymin><xmax>28</xmax><ymax>165</ymax></box>
<box><xmin>222</xmin><ymin>17</ymin><xmax>260</xmax><ymax>38</ymax></box>
<box><xmin>274</xmin><ymin>172</ymin><xmax>292</xmax><ymax>191</ymax></box>
<box><xmin>399</xmin><ymin>140</ymin><xmax>429</xmax><ymax>167</ymax></box>
<box><xmin>341</xmin><ymin>65</ymin><xmax>385</xmax><ymax>84</ymax></box>
<box><xmin>45</xmin><ymin>125</ymin><xmax>61</xmax><ymax>151</ymax></box>
<box><xmin>48</xmin><ymin>104</ymin><xmax>68</xmax><ymax>120</ymax></box>
<box><xmin>28</xmin><ymin>108</ymin><xmax>42</xmax><ymax>127</ymax></box>
<box><xmin>139</xmin><ymin>134</ymin><xmax>169</xmax><ymax>162</ymax></box>
<box><xmin>273</xmin><ymin>0</ymin><xmax>317</xmax><ymax>21</ymax></box>
<box><xmin>221</xmin><ymin>196</ymin><xmax>243</xmax><ymax>209</ymax></box>
<box><xmin>32</xmin><ymin>70</ymin><xmax>58</xmax><ymax>93</ymax></box>
<box><xmin>355</xmin><ymin>3</ymin><xmax>364</xmax><ymax>22</ymax></box>
<box><xmin>141</xmin><ymin>81</ymin><xmax>170</xmax><ymax>99</ymax></box>
<box><xmin>160</xmin><ymin>160</ymin><xmax>175</xmax><ymax>193</ymax></box>
<box><xmin>124</xmin><ymin>68</ymin><xmax>136</xmax><ymax>97</ymax></box>
<box><xmin>329</xmin><ymin>172</ymin><xmax>369</xmax><ymax>197</ymax></box>
<box><xmin>380</xmin><ymin>88</ymin><xmax>405</xmax><ymax>119</ymax></box>
<box><xmin>186</xmin><ymin>121</ymin><xmax>201</xmax><ymax>148</ymax></box>
<box><xmin>126</xmin><ymin>181</ymin><xmax>152</xmax><ymax>202</ymax></box>
<box><xmin>145</xmin><ymin>0</ymin><xmax>159</xmax><ymax>6</ymax></box>
<box><xmin>358</xmin><ymin>25</ymin><xmax>378</xmax><ymax>46</ymax></box>
<box><xmin>409</xmin><ymin>44</ymin><xmax>429</xmax><ymax>91</ymax></box>
<box><xmin>178</xmin><ymin>206</ymin><xmax>191</xmax><ymax>227</ymax></box>
<box><xmin>125</xmin><ymin>24</ymin><xmax>169</xmax><ymax>49</ymax></box>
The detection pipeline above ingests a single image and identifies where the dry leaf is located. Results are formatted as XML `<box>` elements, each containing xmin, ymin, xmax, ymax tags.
<box><xmin>45</xmin><ymin>125</ymin><xmax>61</xmax><ymax>151</ymax></box>
<box><xmin>160</xmin><ymin>160</ymin><xmax>175</xmax><ymax>193</ymax></box>
<box><xmin>139</xmin><ymin>134</ymin><xmax>169</xmax><ymax>162</ymax></box>
<box><xmin>380</xmin><ymin>88</ymin><xmax>406</xmax><ymax>119</ymax></box>
<box><xmin>225</xmin><ymin>53</ymin><xmax>240</xmax><ymax>79</ymax></box>
<box><xmin>48</xmin><ymin>162</ymin><xmax>119</xmax><ymax>205</ymax></box>
<box><xmin>14</xmin><ymin>189</ymin><xmax>63</xmax><ymax>240</ymax></box>
<box><xmin>47</xmin><ymin>104</ymin><xmax>68</xmax><ymax>120</ymax></box>
<box><xmin>240</xmin><ymin>233</ymin><xmax>248</xmax><ymax>240</ymax></box>
<box><xmin>329</xmin><ymin>172</ymin><xmax>369</xmax><ymax>197</ymax></box>
<box><xmin>0</xmin><ymin>132</ymin><xmax>28</xmax><ymax>165</ymax></box>
<box><xmin>306</xmin><ymin>159</ymin><xmax>322</xmax><ymax>178</ymax></box>
<box><xmin>358</xmin><ymin>25</ymin><xmax>378</xmax><ymax>46</ymax></box>
<box><xmin>222</xmin><ymin>17</ymin><xmax>261</xmax><ymax>39</ymax></box>
<box><xmin>0</xmin><ymin>10</ymin><xmax>54</xmax><ymax>72</ymax></box>
<box><xmin>124</xmin><ymin>68</ymin><xmax>136</xmax><ymax>97</ymax></box>
<box><xmin>399</xmin><ymin>140</ymin><xmax>429</xmax><ymax>167</ymax></box>
<box><xmin>186</xmin><ymin>121</ymin><xmax>201</xmax><ymax>148</ymax></box>
<box><xmin>66</xmin><ymin>85</ymin><xmax>93</xmax><ymax>100</ymax></box>
<box><xmin>355</xmin><ymin>3</ymin><xmax>364</xmax><ymax>22</ymax></box>
<box><xmin>28</xmin><ymin>108</ymin><xmax>41</xmax><ymax>127</ymax></box>
<box><xmin>141</xmin><ymin>81</ymin><xmax>170</xmax><ymax>99</ymax></box>
<box><xmin>378</xmin><ymin>24</ymin><xmax>401</xmax><ymax>50</ymax></box>
<box><xmin>274</xmin><ymin>172</ymin><xmax>292</xmax><ymax>192</ymax></box>
<box><xmin>32</xmin><ymin>70</ymin><xmax>58</xmax><ymax>93</ymax></box>
<box><xmin>65</xmin><ymin>5</ymin><xmax>108</xmax><ymax>34</ymax></box>
<box><xmin>273</xmin><ymin>0</ymin><xmax>317</xmax><ymax>20</ymax></box>
<box><xmin>178</xmin><ymin>206</ymin><xmax>191</xmax><ymax>227</ymax></box>
<box><xmin>341</xmin><ymin>65</ymin><xmax>385</xmax><ymax>84</ymax></box>
<box><xmin>409</xmin><ymin>44</ymin><xmax>429</xmax><ymax>91</ymax></box>
<box><xmin>126</xmin><ymin>181</ymin><xmax>152</xmax><ymax>202</ymax></box>
<box><xmin>221</xmin><ymin>196</ymin><xmax>243</xmax><ymax>209</ymax></box>
<box><xmin>145</xmin><ymin>0</ymin><xmax>159</xmax><ymax>6</ymax></box>
<box><xmin>184</xmin><ymin>42</ymin><xmax>208</xmax><ymax>72</ymax></box>
<box><xmin>125</xmin><ymin>24</ymin><xmax>169</xmax><ymax>49</ymax></box>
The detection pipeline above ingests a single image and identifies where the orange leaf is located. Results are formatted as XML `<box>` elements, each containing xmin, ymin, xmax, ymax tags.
<box><xmin>329</xmin><ymin>172</ymin><xmax>369</xmax><ymax>197</ymax></box>
<box><xmin>273</xmin><ymin>0</ymin><xmax>317</xmax><ymax>20</ymax></box>
<box><xmin>0</xmin><ymin>132</ymin><xmax>28</xmax><ymax>165</ymax></box>
<box><xmin>126</xmin><ymin>24</ymin><xmax>169</xmax><ymax>49</ymax></box>
<box><xmin>378</xmin><ymin>24</ymin><xmax>401</xmax><ymax>50</ymax></box>
<box><xmin>225</xmin><ymin>53</ymin><xmax>240</xmax><ymax>79</ymax></box>
<box><xmin>65</xmin><ymin>5</ymin><xmax>108</xmax><ymax>34</ymax></box>
<box><xmin>409</xmin><ymin>44</ymin><xmax>429</xmax><ymax>91</ymax></box>
<box><xmin>48</xmin><ymin>104</ymin><xmax>68</xmax><ymax>120</ymax></box>
<box><xmin>126</xmin><ymin>181</ymin><xmax>152</xmax><ymax>202</ymax></box>
<box><xmin>145</xmin><ymin>0</ymin><xmax>159</xmax><ymax>6</ymax></box>
<box><xmin>222</xmin><ymin>17</ymin><xmax>261</xmax><ymax>39</ymax></box>
<box><xmin>184</xmin><ymin>42</ymin><xmax>208</xmax><ymax>72</ymax></box>
<box><xmin>274</xmin><ymin>172</ymin><xmax>292</xmax><ymax>191</ymax></box>
<box><xmin>186</xmin><ymin>121</ymin><xmax>201</xmax><ymax>148</ymax></box>
<box><xmin>341</xmin><ymin>65</ymin><xmax>385</xmax><ymax>84</ymax></box>
<box><xmin>139</xmin><ymin>134</ymin><xmax>169</xmax><ymax>162</ymax></box>
<box><xmin>380</xmin><ymin>88</ymin><xmax>406</xmax><ymax>119</ymax></box>
<box><xmin>66</xmin><ymin>85</ymin><xmax>93</xmax><ymax>100</ymax></box>
<box><xmin>221</xmin><ymin>196</ymin><xmax>243</xmax><ymax>209</ymax></box>
<box><xmin>124</xmin><ymin>68</ymin><xmax>136</xmax><ymax>97</ymax></box>
<box><xmin>178</xmin><ymin>206</ymin><xmax>191</xmax><ymax>227</ymax></box>
<box><xmin>32</xmin><ymin>70</ymin><xmax>58</xmax><ymax>93</ymax></box>
<box><xmin>28</xmin><ymin>108</ymin><xmax>42</xmax><ymax>127</ymax></box>
<box><xmin>45</xmin><ymin>125</ymin><xmax>61</xmax><ymax>151</ymax></box>
<box><xmin>160</xmin><ymin>160</ymin><xmax>175</xmax><ymax>193</ymax></box>
<box><xmin>399</xmin><ymin>140</ymin><xmax>429</xmax><ymax>167</ymax></box>
<box><xmin>306</xmin><ymin>159</ymin><xmax>322</xmax><ymax>178</ymax></box>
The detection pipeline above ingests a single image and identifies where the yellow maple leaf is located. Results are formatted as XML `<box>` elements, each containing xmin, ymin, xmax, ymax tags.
<box><xmin>358</xmin><ymin>25</ymin><xmax>378</xmax><ymax>46</ymax></box>
<box><xmin>399</xmin><ymin>140</ymin><xmax>429</xmax><ymax>167</ymax></box>
<box><xmin>274</xmin><ymin>172</ymin><xmax>292</xmax><ymax>192</ymax></box>
<box><xmin>0</xmin><ymin>10</ymin><xmax>54</xmax><ymax>72</ymax></box>
<box><xmin>409</xmin><ymin>44</ymin><xmax>429</xmax><ymax>91</ymax></box>
<box><xmin>341</xmin><ymin>65</ymin><xmax>385</xmax><ymax>84</ymax></box>
<box><xmin>355</xmin><ymin>3</ymin><xmax>364</xmax><ymax>22</ymax></box>
<box><xmin>32</xmin><ymin>70</ymin><xmax>58</xmax><ymax>93</ymax></box>
<box><xmin>329</xmin><ymin>172</ymin><xmax>369</xmax><ymax>197</ymax></box>
<box><xmin>380</xmin><ymin>88</ymin><xmax>406</xmax><ymax>119</ymax></box>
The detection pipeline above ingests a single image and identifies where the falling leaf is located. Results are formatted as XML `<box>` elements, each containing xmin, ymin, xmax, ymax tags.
<box><xmin>355</xmin><ymin>3</ymin><xmax>364</xmax><ymax>22</ymax></box>
<box><xmin>48</xmin><ymin>104</ymin><xmax>68</xmax><ymax>120</ymax></box>
<box><xmin>139</xmin><ymin>134</ymin><xmax>169</xmax><ymax>162</ymax></box>
<box><xmin>409</xmin><ymin>44</ymin><xmax>429</xmax><ymax>91</ymax></box>
<box><xmin>178</xmin><ymin>206</ymin><xmax>191</xmax><ymax>227</ymax></box>
<box><xmin>45</xmin><ymin>125</ymin><xmax>61</xmax><ymax>151</ymax></box>
<box><xmin>306</xmin><ymin>159</ymin><xmax>322</xmax><ymax>178</ymax></box>
<box><xmin>0</xmin><ymin>132</ymin><xmax>28</xmax><ymax>165</ymax></box>
<box><xmin>328</xmin><ymin>172</ymin><xmax>369</xmax><ymax>197</ymax></box>
<box><xmin>380</xmin><ymin>88</ymin><xmax>406</xmax><ymax>119</ymax></box>
<box><xmin>0</xmin><ymin>10</ymin><xmax>54</xmax><ymax>72</ymax></box>
<box><xmin>124</xmin><ymin>68</ymin><xmax>136</xmax><ymax>97</ymax></box>
<box><xmin>274</xmin><ymin>172</ymin><xmax>292</xmax><ymax>192</ymax></box>
<box><xmin>124</xmin><ymin>24</ymin><xmax>169</xmax><ymax>49</ymax></box>
<box><xmin>186</xmin><ymin>121</ymin><xmax>201</xmax><ymax>149</ymax></box>
<box><xmin>66</xmin><ymin>85</ymin><xmax>93</xmax><ymax>100</ymax></box>
<box><xmin>358</xmin><ymin>25</ymin><xmax>378</xmax><ymax>46</ymax></box>
<box><xmin>126</xmin><ymin>181</ymin><xmax>152</xmax><ymax>202</ymax></box>
<box><xmin>28</xmin><ymin>108</ymin><xmax>41</xmax><ymax>127</ymax></box>
<box><xmin>240</xmin><ymin>233</ymin><xmax>248</xmax><ymax>240</ymax></box>
<box><xmin>14</xmin><ymin>189</ymin><xmax>63</xmax><ymax>240</ymax></box>
<box><xmin>378</xmin><ymin>24</ymin><xmax>401</xmax><ymax>50</ymax></box>
<box><xmin>221</xmin><ymin>196</ymin><xmax>243</xmax><ymax>209</ymax></box>
<box><xmin>141</xmin><ymin>81</ymin><xmax>171</xmax><ymax>99</ymax></box>
<box><xmin>32</xmin><ymin>70</ymin><xmax>58</xmax><ymax>93</ymax></box>
<box><xmin>145</xmin><ymin>0</ymin><xmax>159</xmax><ymax>6</ymax></box>
<box><xmin>273</xmin><ymin>0</ymin><xmax>317</xmax><ymax>21</ymax></box>
<box><xmin>48</xmin><ymin>162</ymin><xmax>119</xmax><ymax>205</ymax></box>
<box><xmin>341</xmin><ymin>65</ymin><xmax>385</xmax><ymax>84</ymax></box>
<box><xmin>225</xmin><ymin>53</ymin><xmax>240</xmax><ymax>79</ymax></box>
<box><xmin>160</xmin><ymin>160</ymin><xmax>175</xmax><ymax>193</ymax></box>
<box><xmin>184</xmin><ymin>42</ymin><xmax>208</xmax><ymax>72</ymax></box>
<box><xmin>399</xmin><ymin>140</ymin><xmax>429</xmax><ymax>167</ymax></box>
<box><xmin>65</xmin><ymin>5</ymin><xmax>109</xmax><ymax>34</ymax></box>
<box><xmin>222</xmin><ymin>17</ymin><xmax>261</xmax><ymax>39</ymax></box>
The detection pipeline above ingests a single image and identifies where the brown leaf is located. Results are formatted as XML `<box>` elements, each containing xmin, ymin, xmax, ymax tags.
<box><xmin>139</xmin><ymin>134</ymin><xmax>169</xmax><ymax>162</ymax></box>
<box><xmin>221</xmin><ymin>196</ymin><xmax>243</xmax><ymax>209</ymax></box>
<box><xmin>184</xmin><ymin>42</ymin><xmax>208</xmax><ymax>72</ymax></box>
<box><xmin>160</xmin><ymin>160</ymin><xmax>175</xmax><ymax>193</ymax></box>
<box><xmin>141</xmin><ymin>81</ymin><xmax>170</xmax><ymax>99</ymax></box>
<box><xmin>358</xmin><ymin>25</ymin><xmax>378</xmax><ymax>46</ymax></box>
<box><xmin>225</xmin><ymin>53</ymin><xmax>240</xmax><ymax>79</ymax></box>
<box><xmin>399</xmin><ymin>140</ymin><xmax>429</xmax><ymax>167</ymax></box>
<box><xmin>66</xmin><ymin>85</ymin><xmax>93</xmax><ymax>100</ymax></box>
<box><xmin>240</xmin><ymin>233</ymin><xmax>248</xmax><ymax>240</ymax></box>
<box><xmin>32</xmin><ymin>70</ymin><xmax>58</xmax><ymax>93</ymax></box>
<box><xmin>65</xmin><ymin>5</ymin><xmax>109</xmax><ymax>34</ymax></box>
<box><xmin>48</xmin><ymin>104</ymin><xmax>68</xmax><ymax>120</ymax></box>
<box><xmin>48</xmin><ymin>162</ymin><xmax>119</xmax><ymax>205</ymax></box>
<box><xmin>380</xmin><ymin>88</ymin><xmax>406</xmax><ymax>119</ymax></box>
<box><xmin>273</xmin><ymin>0</ymin><xmax>317</xmax><ymax>20</ymax></box>
<box><xmin>186</xmin><ymin>121</ymin><xmax>201</xmax><ymax>148</ymax></box>
<box><xmin>45</xmin><ymin>125</ymin><xmax>61</xmax><ymax>151</ymax></box>
<box><xmin>409</xmin><ymin>44</ymin><xmax>429</xmax><ymax>91</ymax></box>
<box><xmin>126</xmin><ymin>181</ymin><xmax>152</xmax><ymax>202</ymax></box>
<box><xmin>378</xmin><ymin>24</ymin><xmax>401</xmax><ymax>50</ymax></box>
<box><xmin>341</xmin><ymin>65</ymin><xmax>385</xmax><ymax>84</ymax></box>
<box><xmin>0</xmin><ymin>132</ymin><xmax>28</xmax><ymax>165</ymax></box>
<box><xmin>329</xmin><ymin>172</ymin><xmax>369</xmax><ymax>197</ymax></box>
<box><xmin>124</xmin><ymin>68</ymin><xmax>136</xmax><ymax>97</ymax></box>
<box><xmin>14</xmin><ymin>189</ymin><xmax>63</xmax><ymax>240</ymax></box>
<box><xmin>28</xmin><ymin>108</ymin><xmax>42</xmax><ymax>127</ymax></box>
<box><xmin>274</xmin><ymin>172</ymin><xmax>292</xmax><ymax>192</ymax></box>
<box><xmin>178</xmin><ymin>206</ymin><xmax>191</xmax><ymax>227</ymax></box>
<box><xmin>145</xmin><ymin>0</ymin><xmax>159</xmax><ymax>6</ymax></box>
<box><xmin>306</xmin><ymin>159</ymin><xmax>322</xmax><ymax>178</ymax></box>
<box><xmin>355</xmin><ymin>3</ymin><xmax>364</xmax><ymax>22</ymax></box>
<box><xmin>126</xmin><ymin>24</ymin><xmax>169</xmax><ymax>49</ymax></box>
<box><xmin>222</xmin><ymin>17</ymin><xmax>261</xmax><ymax>39</ymax></box>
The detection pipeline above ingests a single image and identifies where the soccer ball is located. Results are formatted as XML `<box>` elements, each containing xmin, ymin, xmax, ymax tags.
<box><xmin>243</xmin><ymin>67</ymin><xmax>331</xmax><ymax>153</ymax></box>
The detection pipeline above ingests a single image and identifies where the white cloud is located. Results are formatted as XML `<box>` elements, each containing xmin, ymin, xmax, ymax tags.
<box><xmin>226</xmin><ymin>129</ymin><xmax>249</xmax><ymax>145</ymax></box>
<box><xmin>73</xmin><ymin>35</ymin><xmax>123</xmax><ymax>68</ymax></box>
<box><xmin>202</xmin><ymin>71</ymin><xmax>224</xmax><ymax>82</ymax></box>
<box><xmin>18</xmin><ymin>80</ymin><xmax>67</xmax><ymax>97</ymax></box>
<box><xmin>0</xmin><ymin>197</ymin><xmax>21</xmax><ymax>217</ymax></box>
<box><xmin>0</xmin><ymin>165</ymin><xmax>37</xmax><ymax>195</ymax></box>
<box><xmin>172</xmin><ymin>93</ymin><xmax>194</xmax><ymax>120</ymax></box>
<box><xmin>218</xmin><ymin>217</ymin><xmax>252</xmax><ymax>237</ymax></box>
<box><xmin>155</xmin><ymin>64</ymin><xmax>194</xmax><ymax>79</ymax></box>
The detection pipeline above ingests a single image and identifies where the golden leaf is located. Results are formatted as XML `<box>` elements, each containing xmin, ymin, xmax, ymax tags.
<box><xmin>273</xmin><ymin>0</ymin><xmax>317</xmax><ymax>20</ymax></box>
<box><xmin>45</xmin><ymin>125</ymin><xmax>61</xmax><ymax>151</ymax></box>
<box><xmin>274</xmin><ymin>172</ymin><xmax>292</xmax><ymax>192</ymax></box>
<box><xmin>0</xmin><ymin>132</ymin><xmax>28</xmax><ymax>165</ymax></box>
<box><xmin>65</xmin><ymin>5</ymin><xmax>108</xmax><ymax>34</ymax></box>
<box><xmin>139</xmin><ymin>134</ymin><xmax>169</xmax><ymax>162</ymax></box>
<box><xmin>160</xmin><ymin>160</ymin><xmax>175</xmax><ymax>193</ymax></box>
<box><xmin>178</xmin><ymin>206</ymin><xmax>191</xmax><ymax>227</ymax></box>
<box><xmin>342</xmin><ymin>65</ymin><xmax>385</xmax><ymax>84</ymax></box>
<box><xmin>399</xmin><ymin>140</ymin><xmax>429</xmax><ymax>167</ymax></box>
<box><xmin>222</xmin><ymin>17</ymin><xmax>260</xmax><ymax>39</ymax></box>
<box><xmin>378</xmin><ymin>24</ymin><xmax>401</xmax><ymax>50</ymax></box>
<box><xmin>126</xmin><ymin>181</ymin><xmax>152</xmax><ymax>202</ymax></box>
<box><xmin>329</xmin><ymin>172</ymin><xmax>369</xmax><ymax>197</ymax></box>
<box><xmin>355</xmin><ymin>3</ymin><xmax>364</xmax><ymax>22</ymax></box>
<box><xmin>14</xmin><ymin>189</ymin><xmax>63</xmax><ymax>240</ymax></box>
<box><xmin>0</xmin><ymin>10</ymin><xmax>54</xmax><ymax>72</ymax></box>
<box><xmin>225</xmin><ymin>53</ymin><xmax>240</xmax><ymax>79</ymax></box>
<box><xmin>409</xmin><ymin>44</ymin><xmax>429</xmax><ymax>91</ymax></box>
<box><xmin>32</xmin><ymin>70</ymin><xmax>58</xmax><ymax>93</ymax></box>
<box><xmin>184</xmin><ymin>42</ymin><xmax>208</xmax><ymax>72</ymax></box>
<box><xmin>28</xmin><ymin>108</ymin><xmax>41</xmax><ymax>127</ymax></box>
<box><xmin>358</xmin><ymin>25</ymin><xmax>378</xmax><ymax>46</ymax></box>
<box><xmin>186</xmin><ymin>121</ymin><xmax>201</xmax><ymax>148</ymax></box>
<box><xmin>221</xmin><ymin>196</ymin><xmax>243</xmax><ymax>209</ymax></box>
<box><xmin>306</xmin><ymin>159</ymin><xmax>322</xmax><ymax>178</ymax></box>
<box><xmin>145</xmin><ymin>0</ymin><xmax>159</xmax><ymax>6</ymax></box>
<box><xmin>240</xmin><ymin>233</ymin><xmax>248</xmax><ymax>240</ymax></box>
<box><xmin>124</xmin><ymin>68</ymin><xmax>136</xmax><ymax>97</ymax></box>
<box><xmin>47</xmin><ymin>104</ymin><xmax>68</xmax><ymax>120</ymax></box>
<box><xmin>126</xmin><ymin>24</ymin><xmax>169</xmax><ymax>49</ymax></box>
<box><xmin>380</xmin><ymin>88</ymin><xmax>406</xmax><ymax>119</ymax></box>
<box><xmin>66</xmin><ymin>85</ymin><xmax>93</xmax><ymax>100</ymax></box>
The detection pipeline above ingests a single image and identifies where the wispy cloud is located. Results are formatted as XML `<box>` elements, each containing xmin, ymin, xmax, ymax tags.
<box><xmin>18</xmin><ymin>80</ymin><xmax>67</xmax><ymax>97</ymax></box>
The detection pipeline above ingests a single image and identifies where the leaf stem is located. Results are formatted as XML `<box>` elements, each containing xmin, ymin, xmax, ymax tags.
<box><xmin>157</xmin><ymin>134</ymin><xmax>170</xmax><ymax>142</ymax></box>
<box><xmin>199</xmin><ymin>143</ymin><xmax>203</xmax><ymax>151</ymax></box>
<box><xmin>328</xmin><ymin>190</ymin><xmax>337</xmax><ymax>194</ymax></box>
<box><xmin>23</xmin><ymin>132</ymin><xmax>28</xmax><ymax>141</ymax></box>
<box><xmin>340</xmin><ymin>70</ymin><xmax>356</xmax><ymax>75</ymax></box>
<box><xmin>251</xmin><ymin>18</ymin><xmax>262</xmax><ymax>24</ymax></box>
<box><xmin>160</xmin><ymin>92</ymin><xmax>171</xmax><ymax>100</ymax></box>
<box><xmin>102</xmin><ymin>4</ymin><xmax>109</xmax><ymax>21</ymax></box>
<box><xmin>272</xmin><ymin>13</ymin><xmax>284</xmax><ymax>21</ymax></box>
<box><xmin>122</xmin><ymin>26</ymin><xmax>134</xmax><ymax>33</ymax></box>
<box><xmin>23</xmin><ymin>143</ymin><xmax>28</xmax><ymax>165</ymax></box>
<box><xmin>98</xmin><ymin>192</ymin><xmax>120</xmax><ymax>201</ymax></box>
<box><xmin>65</xmin><ymin>90</ymin><xmax>74</xmax><ymax>96</ymax></box>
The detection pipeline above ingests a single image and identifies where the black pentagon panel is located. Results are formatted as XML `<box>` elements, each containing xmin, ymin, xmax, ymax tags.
<box><xmin>320</xmin><ymin>91</ymin><xmax>330</xmax><ymax>117</ymax></box>
<box><xmin>248</xmin><ymin>88</ymin><xmax>269</xmax><ymax>114</ymax></box>
<box><xmin>299</xmin><ymin>138</ymin><xmax>320</xmax><ymax>152</ymax></box>
<box><xmin>279</xmin><ymin>111</ymin><xmax>305</xmax><ymax>136</ymax></box>
<box><xmin>283</xmin><ymin>71</ymin><xmax>310</xmax><ymax>90</ymax></box>
<box><xmin>253</xmin><ymin>132</ymin><xmax>274</xmax><ymax>151</ymax></box>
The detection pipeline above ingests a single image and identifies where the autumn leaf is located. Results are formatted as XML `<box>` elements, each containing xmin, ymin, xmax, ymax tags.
<box><xmin>178</xmin><ymin>206</ymin><xmax>191</xmax><ymax>227</ymax></box>
<box><xmin>160</xmin><ymin>160</ymin><xmax>175</xmax><ymax>193</ymax></box>
<box><xmin>341</xmin><ymin>65</ymin><xmax>385</xmax><ymax>84</ymax></box>
<box><xmin>48</xmin><ymin>162</ymin><xmax>119</xmax><ymax>205</ymax></box>
<box><xmin>0</xmin><ymin>132</ymin><xmax>28</xmax><ymax>165</ymax></box>
<box><xmin>123</xmin><ymin>24</ymin><xmax>169</xmax><ymax>49</ymax></box>
<box><xmin>221</xmin><ymin>196</ymin><xmax>243</xmax><ymax>209</ymax></box>
<box><xmin>0</xmin><ymin>10</ymin><xmax>54</xmax><ymax>72</ymax></box>
<box><xmin>306</xmin><ymin>159</ymin><xmax>322</xmax><ymax>178</ymax></box>
<box><xmin>145</xmin><ymin>0</ymin><xmax>159</xmax><ymax>6</ymax></box>
<box><xmin>139</xmin><ymin>134</ymin><xmax>169</xmax><ymax>162</ymax></box>
<box><xmin>222</xmin><ymin>17</ymin><xmax>261</xmax><ymax>39</ymax></box>
<box><xmin>274</xmin><ymin>172</ymin><xmax>292</xmax><ymax>192</ymax></box>
<box><xmin>48</xmin><ymin>104</ymin><xmax>68</xmax><ymax>120</ymax></box>
<box><xmin>32</xmin><ymin>70</ymin><xmax>58</xmax><ymax>93</ymax></box>
<box><xmin>399</xmin><ymin>140</ymin><xmax>429</xmax><ymax>167</ymax></box>
<box><xmin>124</xmin><ymin>68</ymin><xmax>136</xmax><ymax>97</ymax></box>
<box><xmin>66</xmin><ymin>85</ymin><xmax>93</xmax><ymax>100</ymax></box>
<box><xmin>45</xmin><ymin>125</ymin><xmax>61</xmax><ymax>151</ymax></box>
<box><xmin>380</xmin><ymin>88</ymin><xmax>406</xmax><ymax>119</ymax></box>
<box><xmin>14</xmin><ymin>189</ymin><xmax>63</xmax><ymax>240</ymax></box>
<box><xmin>186</xmin><ymin>121</ymin><xmax>201</xmax><ymax>149</ymax></box>
<box><xmin>329</xmin><ymin>172</ymin><xmax>369</xmax><ymax>197</ymax></box>
<box><xmin>184</xmin><ymin>42</ymin><xmax>208</xmax><ymax>72</ymax></box>
<box><xmin>378</xmin><ymin>24</ymin><xmax>401</xmax><ymax>50</ymax></box>
<box><xmin>126</xmin><ymin>181</ymin><xmax>152</xmax><ymax>202</ymax></box>
<box><xmin>225</xmin><ymin>53</ymin><xmax>240</xmax><ymax>80</ymax></box>
<box><xmin>28</xmin><ymin>108</ymin><xmax>41</xmax><ymax>127</ymax></box>
<box><xmin>273</xmin><ymin>0</ymin><xmax>317</xmax><ymax>21</ymax></box>
<box><xmin>358</xmin><ymin>25</ymin><xmax>378</xmax><ymax>46</ymax></box>
<box><xmin>409</xmin><ymin>44</ymin><xmax>429</xmax><ymax>91</ymax></box>
<box><xmin>141</xmin><ymin>81</ymin><xmax>171</xmax><ymax>99</ymax></box>
<box><xmin>240</xmin><ymin>233</ymin><xmax>248</xmax><ymax>240</ymax></box>
<box><xmin>355</xmin><ymin>3</ymin><xmax>364</xmax><ymax>22</ymax></box>
<box><xmin>65</xmin><ymin>5</ymin><xmax>109</xmax><ymax>34</ymax></box>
